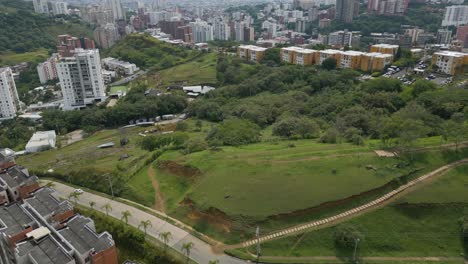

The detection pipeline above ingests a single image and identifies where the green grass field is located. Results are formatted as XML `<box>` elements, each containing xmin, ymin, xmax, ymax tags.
<box><xmin>0</xmin><ymin>48</ymin><xmax>48</xmax><ymax>66</ymax></box>
<box><xmin>109</xmin><ymin>85</ymin><xmax>128</xmax><ymax>94</ymax></box>
<box><xmin>240</xmin><ymin>165</ymin><xmax>468</xmax><ymax>259</ymax></box>
<box><xmin>152</xmin><ymin>53</ymin><xmax>217</xmax><ymax>86</ymax></box>
<box><xmin>19</xmin><ymin>128</ymin><xmax>149</xmax><ymax>175</ymax></box>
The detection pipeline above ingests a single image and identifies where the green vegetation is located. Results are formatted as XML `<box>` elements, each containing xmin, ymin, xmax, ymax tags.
<box><xmin>78</xmin><ymin>208</ymin><xmax>182</xmax><ymax>264</ymax></box>
<box><xmin>18</xmin><ymin>127</ymin><xmax>156</xmax><ymax>206</ymax></box>
<box><xmin>0</xmin><ymin>0</ymin><xmax>92</xmax><ymax>53</ymax></box>
<box><xmin>240</xmin><ymin>165</ymin><xmax>468</xmax><ymax>260</ymax></box>
<box><xmin>106</xmin><ymin>34</ymin><xmax>200</xmax><ymax>70</ymax></box>
<box><xmin>40</xmin><ymin>81</ymin><xmax>187</xmax><ymax>134</ymax></box>
<box><xmin>109</xmin><ymin>85</ymin><xmax>128</xmax><ymax>94</ymax></box>
<box><xmin>152</xmin><ymin>52</ymin><xmax>218</xmax><ymax>87</ymax></box>
<box><xmin>0</xmin><ymin>48</ymin><xmax>48</xmax><ymax>66</ymax></box>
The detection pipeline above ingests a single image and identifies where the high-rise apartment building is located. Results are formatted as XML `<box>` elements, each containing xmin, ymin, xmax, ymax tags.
<box><xmin>432</xmin><ymin>51</ymin><xmax>468</xmax><ymax>75</ymax></box>
<box><xmin>51</xmin><ymin>1</ymin><xmax>69</xmax><ymax>15</ymax></box>
<box><xmin>94</xmin><ymin>23</ymin><xmax>120</xmax><ymax>48</ymax></box>
<box><xmin>214</xmin><ymin>18</ymin><xmax>231</xmax><ymax>41</ymax></box>
<box><xmin>442</xmin><ymin>5</ymin><xmax>468</xmax><ymax>26</ymax></box>
<box><xmin>0</xmin><ymin>68</ymin><xmax>20</xmax><ymax>120</ymax></box>
<box><xmin>57</xmin><ymin>49</ymin><xmax>106</xmax><ymax>110</ymax></box>
<box><xmin>456</xmin><ymin>25</ymin><xmax>468</xmax><ymax>48</ymax></box>
<box><xmin>436</xmin><ymin>29</ymin><xmax>452</xmax><ymax>44</ymax></box>
<box><xmin>190</xmin><ymin>20</ymin><xmax>214</xmax><ymax>43</ymax></box>
<box><xmin>108</xmin><ymin>0</ymin><xmax>125</xmax><ymax>21</ymax></box>
<box><xmin>328</xmin><ymin>30</ymin><xmax>353</xmax><ymax>47</ymax></box>
<box><xmin>335</xmin><ymin>0</ymin><xmax>358</xmax><ymax>23</ymax></box>
<box><xmin>33</xmin><ymin>0</ymin><xmax>49</xmax><ymax>14</ymax></box>
<box><xmin>37</xmin><ymin>54</ymin><xmax>60</xmax><ymax>84</ymax></box>
<box><xmin>368</xmin><ymin>0</ymin><xmax>409</xmax><ymax>15</ymax></box>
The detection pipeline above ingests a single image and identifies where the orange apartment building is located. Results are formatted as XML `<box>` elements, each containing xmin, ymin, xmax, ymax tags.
<box><xmin>432</xmin><ymin>51</ymin><xmax>468</xmax><ymax>75</ymax></box>
<box><xmin>237</xmin><ymin>45</ymin><xmax>268</xmax><ymax>63</ymax></box>
<box><xmin>370</xmin><ymin>44</ymin><xmax>399</xmax><ymax>56</ymax></box>
<box><xmin>280</xmin><ymin>47</ymin><xmax>316</xmax><ymax>65</ymax></box>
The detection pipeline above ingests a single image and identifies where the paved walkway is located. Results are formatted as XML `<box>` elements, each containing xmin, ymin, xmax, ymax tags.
<box><xmin>237</xmin><ymin>159</ymin><xmax>468</xmax><ymax>248</ymax></box>
<box><xmin>48</xmin><ymin>181</ymin><xmax>246</xmax><ymax>264</ymax></box>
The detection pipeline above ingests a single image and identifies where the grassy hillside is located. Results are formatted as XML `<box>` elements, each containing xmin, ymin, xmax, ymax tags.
<box><xmin>0</xmin><ymin>49</ymin><xmax>48</xmax><ymax>66</ymax></box>
<box><xmin>243</xmin><ymin>165</ymin><xmax>468</xmax><ymax>260</ymax></box>
<box><xmin>105</xmin><ymin>34</ymin><xmax>200</xmax><ymax>70</ymax></box>
<box><xmin>0</xmin><ymin>0</ymin><xmax>93</xmax><ymax>54</ymax></box>
<box><xmin>148</xmin><ymin>52</ymin><xmax>218</xmax><ymax>87</ymax></box>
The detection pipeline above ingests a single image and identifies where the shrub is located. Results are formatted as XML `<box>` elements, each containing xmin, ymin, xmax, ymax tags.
<box><xmin>334</xmin><ymin>224</ymin><xmax>364</xmax><ymax>250</ymax></box>
<box><xmin>207</xmin><ymin>119</ymin><xmax>261</xmax><ymax>146</ymax></box>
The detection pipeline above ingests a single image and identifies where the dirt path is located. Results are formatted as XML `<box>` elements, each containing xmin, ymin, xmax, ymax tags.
<box><xmin>148</xmin><ymin>165</ymin><xmax>166</xmax><ymax>213</ymax></box>
<box><xmin>230</xmin><ymin>159</ymin><xmax>468</xmax><ymax>250</ymax></box>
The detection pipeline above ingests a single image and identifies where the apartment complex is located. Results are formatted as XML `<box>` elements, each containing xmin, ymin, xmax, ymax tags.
<box><xmin>37</xmin><ymin>54</ymin><xmax>59</xmax><ymax>84</ymax></box>
<box><xmin>367</xmin><ymin>0</ymin><xmax>409</xmax><ymax>15</ymax></box>
<box><xmin>280</xmin><ymin>47</ymin><xmax>394</xmax><ymax>72</ymax></box>
<box><xmin>432</xmin><ymin>51</ymin><xmax>468</xmax><ymax>75</ymax></box>
<box><xmin>281</xmin><ymin>47</ymin><xmax>316</xmax><ymax>65</ymax></box>
<box><xmin>369</xmin><ymin>44</ymin><xmax>399</xmax><ymax>56</ymax></box>
<box><xmin>0</xmin><ymin>68</ymin><xmax>20</xmax><ymax>120</ymax></box>
<box><xmin>57</xmin><ymin>35</ymin><xmax>96</xmax><ymax>57</ymax></box>
<box><xmin>32</xmin><ymin>0</ymin><xmax>49</xmax><ymax>14</ymax></box>
<box><xmin>107</xmin><ymin>0</ymin><xmax>125</xmax><ymax>21</ymax></box>
<box><xmin>51</xmin><ymin>1</ymin><xmax>69</xmax><ymax>16</ymax></box>
<box><xmin>94</xmin><ymin>23</ymin><xmax>121</xmax><ymax>49</ymax></box>
<box><xmin>102</xmin><ymin>57</ymin><xmax>139</xmax><ymax>76</ymax></box>
<box><xmin>237</xmin><ymin>45</ymin><xmax>268</xmax><ymax>63</ymax></box>
<box><xmin>214</xmin><ymin>18</ymin><xmax>231</xmax><ymax>41</ymax></box>
<box><xmin>442</xmin><ymin>5</ymin><xmax>468</xmax><ymax>26</ymax></box>
<box><xmin>57</xmin><ymin>49</ymin><xmax>106</xmax><ymax>110</ymax></box>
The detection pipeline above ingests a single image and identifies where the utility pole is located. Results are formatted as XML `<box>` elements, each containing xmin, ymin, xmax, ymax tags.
<box><xmin>353</xmin><ymin>238</ymin><xmax>360</xmax><ymax>263</ymax></box>
<box><xmin>256</xmin><ymin>226</ymin><xmax>261</xmax><ymax>263</ymax></box>
<box><xmin>105</xmin><ymin>173</ymin><xmax>114</xmax><ymax>199</ymax></box>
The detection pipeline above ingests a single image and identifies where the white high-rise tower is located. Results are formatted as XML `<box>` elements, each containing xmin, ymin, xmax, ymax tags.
<box><xmin>0</xmin><ymin>68</ymin><xmax>20</xmax><ymax>120</ymax></box>
<box><xmin>108</xmin><ymin>0</ymin><xmax>125</xmax><ymax>21</ymax></box>
<box><xmin>57</xmin><ymin>49</ymin><xmax>106</xmax><ymax>110</ymax></box>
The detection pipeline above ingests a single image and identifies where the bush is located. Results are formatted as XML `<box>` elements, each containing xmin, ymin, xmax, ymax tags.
<box><xmin>334</xmin><ymin>224</ymin><xmax>364</xmax><ymax>250</ymax></box>
<box><xmin>182</xmin><ymin>138</ymin><xmax>208</xmax><ymax>154</ymax></box>
<box><xmin>272</xmin><ymin>116</ymin><xmax>320</xmax><ymax>139</ymax></box>
<box><xmin>207</xmin><ymin>118</ymin><xmax>261</xmax><ymax>146</ymax></box>
<box><xmin>320</xmin><ymin>127</ymin><xmax>339</xmax><ymax>144</ymax></box>
<box><xmin>139</xmin><ymin>133</ymin><xmax>189</xmax><ymax>151</ymax></box>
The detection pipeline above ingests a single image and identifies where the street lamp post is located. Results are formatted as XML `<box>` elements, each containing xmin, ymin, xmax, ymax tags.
<box><xmin>353</xmin><ymin>238</ymin><xmax>360</xmax><ymax>263</ymax></box>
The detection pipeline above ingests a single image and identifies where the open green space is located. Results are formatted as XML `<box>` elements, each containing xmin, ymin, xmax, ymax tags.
<box><xmin>109</xmin><ymin>85</ymin><xmax>128</xmax><ymax>94</ymax></box>
<box><xmin>0</xmin><ymin>48</ymin><xmax>48</xmax><ymax>66</ymax></box>
<box><xmin>154</xmin><ymin>52</ymin><xmax>218</xmax><ymax>87</ymax></box>
<box><xmin>238</xmin><ymin>165</ymin><xmax>468</xmax><ymax>259</ymax></box>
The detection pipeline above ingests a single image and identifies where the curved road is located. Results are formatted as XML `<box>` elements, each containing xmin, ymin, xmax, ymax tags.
<box><xmin>48</xmin><ymin>181</ymin><xmax>246</xmax><ymax>264</ymax></box>
<box><xmin>47</xmin><ymin>158</ymin><xmax>468</xmax><ymax>263</ymax></box>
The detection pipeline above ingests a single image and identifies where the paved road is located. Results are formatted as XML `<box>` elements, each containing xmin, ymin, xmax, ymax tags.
<box><xmin>49</xmin><ymin>182</ymin><xmax>246</xmax><ymax>264</ymax></box>
<box><xmin>110</xmin><ymin>70</ymin><xmax>148</xmax><ymax>87</ymax></box>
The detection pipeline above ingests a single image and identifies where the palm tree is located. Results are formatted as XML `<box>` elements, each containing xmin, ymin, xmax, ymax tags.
<box><xmin>181</xmin><ymin>242</ymin><xmax>194</xmax><ymax>263</ymax></box>
<box><xmin>121</xmin><ymin>210</ymin><xmax>131</xmax><ymax>225</ymax></box>
<box><xmin>159</xmin><ymin>231</ymin><xmax>172</xmax><ymax>253</ymax></box>
<box><xmin>138</xmin><ymin>220</ymin><xmax>152</xmax><ymax>236</ymax></box>
<box><xmin>89</xmin><ymin>201</ymin><xmax>96</xmax><ymax>209</ymax></box>
<box><xmin>68</xmin><ymin>192</ymin><xmax>81</xmax><ymax>205</ymax></box>
<box><xmin>102</xmin><ymin>203</ymin><xmax>112</xmax><ymax>216</ymax></box>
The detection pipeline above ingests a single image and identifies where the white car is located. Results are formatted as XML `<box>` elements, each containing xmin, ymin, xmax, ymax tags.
<box><xmin>74</xmin><ymin>189</ymin><xmax>84</xmax><ymax>194</ymax></box>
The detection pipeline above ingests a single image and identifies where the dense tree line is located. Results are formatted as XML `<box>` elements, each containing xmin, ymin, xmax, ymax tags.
<box><xmin>189</xmin><ymin>62</ymin><xmax>468</xmax><ymax>148</ymax></box>
<box><xmin>42</xmin><ymin>82</ymin><xmax>187</xmax><ymax>134</ymax></box>
<box><xmin>0</xmin><ymin>0</ymin><xmax>92</xmax><ymax>52</ymax></box>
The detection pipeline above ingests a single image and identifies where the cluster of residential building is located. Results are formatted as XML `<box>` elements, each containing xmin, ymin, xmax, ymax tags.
<box><xmin>236</xmin><ymin>43</ymin><xmax>468</xmax><ymax>75</ymax></box>
<box><xmin>0</xmin><ymin>149</ymin><xmax>118</xmax><ymax>264</ymax></box>
<box><xmin>32</xmin><ymin>0</ymin><xmax>69</xmax><ymax>16</ymax></box>
<box><xmin>278</xmin><ymin>44</ymin><xmax>396</xmax><ymax>72</ymax></box>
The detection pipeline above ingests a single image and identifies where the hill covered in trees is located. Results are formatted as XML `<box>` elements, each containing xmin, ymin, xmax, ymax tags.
<box><xmin>0</xmin><ymin>0</ymin><xmax>93</xmax><ymax>53</ymax></box>
<box><xmin>105</xmin><ymin>34</ymin><xmax>201</xmax><ymax>70</ymax></box>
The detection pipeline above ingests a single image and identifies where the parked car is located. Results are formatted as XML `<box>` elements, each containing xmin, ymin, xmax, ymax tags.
<box><xmin>74</xmin><ymin>189</ymin><xmax>84</xmax><ymax>194</ymax></box>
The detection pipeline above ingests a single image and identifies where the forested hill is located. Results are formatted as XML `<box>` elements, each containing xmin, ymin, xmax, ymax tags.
<box><xmin>105</xmin><ymin>34</ymin><xmax>201</xmax><ymax>70</ymax></box>
<box><xmin>0</xmin><ymin>0</ymin><xmax>93</xmax><ymax>53</ymax></box>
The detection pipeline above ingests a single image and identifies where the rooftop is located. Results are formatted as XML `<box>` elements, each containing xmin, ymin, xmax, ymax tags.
<box><xmin>0</xmin><ymin>203</ymin><xmax>34</xmax><ymax>236</ymax></box>
<box><xmin>59</xmin><ymin>215</ymin><xmax>114</xmax><ymax>254</ymax></box>
<box><xmin>239</xmin><ymin>45</ymin><xmax>268</xmax><ymax>52</ymax></box>
<box><xmin>433</xmin><ymin>51</ymin><xmax>467</xmax><ymax>57</ymax></box>
<box><xmin>16</xmin><ymin>235</ymin><xmax>74</xmax><ymax>264</ymax></box>
<box><xmin>372</xmin><ymin>44</ymin><xmax>399</xmax><ymax>49</ymax></box>
<box><xmin>24</xmin><ymin>188</ymin><xmax>73</xmax><ymax>219</ymax></box>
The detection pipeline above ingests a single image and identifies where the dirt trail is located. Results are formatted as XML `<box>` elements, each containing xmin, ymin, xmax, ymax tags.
<box><xmin>148</xmin><ymin>165</ymin><xmax>166</xmax><ymax>213</ymax></box>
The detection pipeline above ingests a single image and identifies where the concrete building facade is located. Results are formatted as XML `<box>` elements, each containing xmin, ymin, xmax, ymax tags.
<box><xmin>0</xmin><ymin>68</ymin><xmax>20</xmax><ymax>120</ymax></box>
